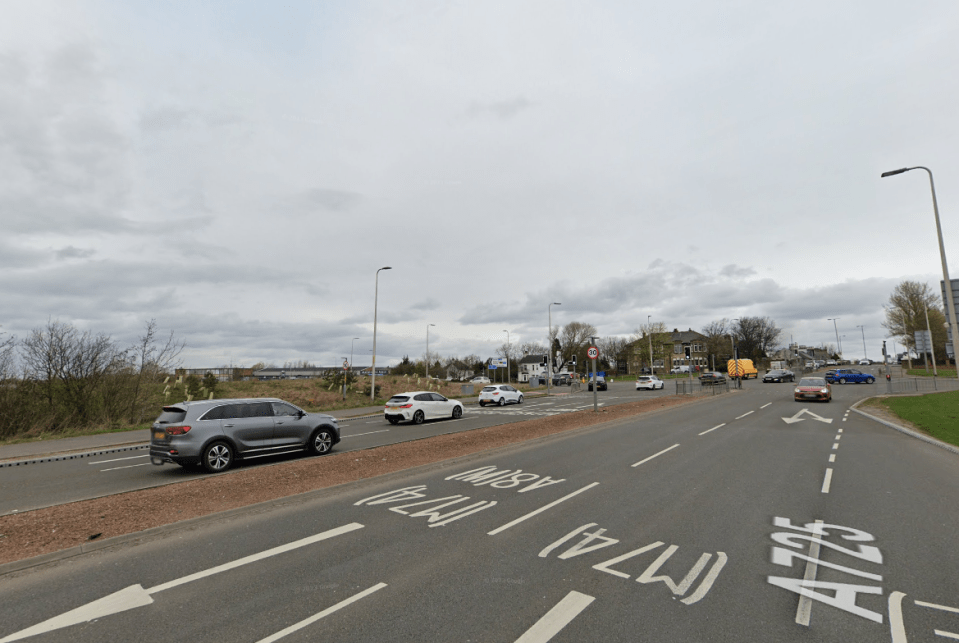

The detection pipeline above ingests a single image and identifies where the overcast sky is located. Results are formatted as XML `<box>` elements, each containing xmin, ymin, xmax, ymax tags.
<box><xmin>2</xmin><ymin>0</ymin><xmax>958</xmax><ymax>368</ymax></box>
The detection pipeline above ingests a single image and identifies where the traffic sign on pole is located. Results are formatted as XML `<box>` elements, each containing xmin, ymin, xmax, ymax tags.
<box><xmin>587</xmin><ymin>346</ymin><xmax>598</xmax><ymax>360</ymax></box>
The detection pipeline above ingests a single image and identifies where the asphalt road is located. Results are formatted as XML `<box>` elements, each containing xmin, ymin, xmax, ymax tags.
<box><xmin>3</xmin><ymin>372</ymin><xmax>958</xmax><ymax>642</ymax></box>
<box><xmin>0</xmin><ymin>383</ymin><xmax>673</xmax><ymax>515</ymax></box>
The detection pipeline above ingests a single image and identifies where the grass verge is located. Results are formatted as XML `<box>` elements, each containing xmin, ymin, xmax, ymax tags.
<box><xmin>866</xmin><ymin>391</ymin><xmax>959</xmax><ymax>447</ymax></box>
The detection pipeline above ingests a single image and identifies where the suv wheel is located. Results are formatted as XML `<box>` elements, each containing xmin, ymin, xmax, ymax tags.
<box><xmin>839</xmin><ymin>378</ymin><xmax>847</xmax><ymax>384</ymax></box>
<box><xmin>309</xmin><ymin>429</ymin><xmax>334</xmax><ymax>455</ymax></box>
<box><xmin>202</xmin><ymin>442</ymin><xmax>233</xmax><ymax>473</ymax></box>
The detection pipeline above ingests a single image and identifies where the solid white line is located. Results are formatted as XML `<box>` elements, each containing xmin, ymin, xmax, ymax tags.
<box><xmin>148</xmin><ymin>523</ymin><xmax>364</xmax><ymax>593</ymax></box>
<box><xmin>631</xmin><ymin>444</ymin><xmax>680</xmax><ymax>468</ymax></box>
<box><xmin>698</xmin><ymin>424</ymin><xmax>725</xmax><ymax>436</ymax></box>
<box><xmin>488</xmin><ymin>483</ymin><xmax>600</xmax><ymax>536</ymax></box>
<box><xmin>89</xmin><ymin>454</ymin><xmax>149</xmax><ymax>465</ymax></box>
<box><xmin>821</xmin><ymin>468</ymin><xmax>833</xmax><ymax>494</ymax></box>
<box><xmin>255</xmin><ymin>583</ymin><xmax>387</xmax><ymax>643</ymax></box>
<box><xmin>916</xmin><ymin>600</ymin><xmax>959</xmax><ymax>614</ymax></box>
<box><xmin>829</xmin><ymin>454</ymin><xmax>836</xmax><ymax>463</ymax></box>
<box><xmin>735</xmin><ymin>411</ymin><xmax>754</xmax><ymax>419</ymax></box>
<box><xmin>514</xmin><ymin>591</ymin><xmax>595</xmax><ymax>643</ymax></box>
<box><xmin>343</xmin><ymin>430</ymin><xmax>390</xmax><ymax>438</ymax></box>
<box><xmin>935</xmin><ymin>630</ymin><xmax>959</xmax><ymax>640</ymax></box>
<box><xmin>796</xmin><ymin>519</ymin><xmax>824</xmax><ymax>625</ymax></box>
<box><xmin>889</xmin><ymin>592</ymin><xmax>908</xmax><ymax>643</ymax></box>
<box><xmin>100</xmin><ymin>463</ymin><xmax>152</xmax><ymax>472</ymax></box>
<box><xmin>761</xmin><ymin>403</ymin><xmax>772</xmax><ymax>409</ymax></box>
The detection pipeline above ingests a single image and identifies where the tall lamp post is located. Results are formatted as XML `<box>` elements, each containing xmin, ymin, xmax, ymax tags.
<box><xmin>731</xmin><ymin>318</ymin><xmax>740</xmax><ymax>387</ymax></box>
<box><xmin>503</xmin><ymin>330</ymin><xmax>510</xmax><ymax>383</ymax></box>
<box><xmin>371</xmin><ymin>266</ymin><xmax>392</xmax><ymax>401</ymax></box>
<box><xmin>882</xmin><ymin>166</ymin><xmax>959</xmax><ymax>377</ymax></box>
<box><xmin>827</xmin><ymin>318</ymin><xmax>841</xmax><ymax>359</ymax></box>
<box><xmin>647</xmin><ymin>315</ymin><xmax>654</xmax><ymax>376</ymax></box>
<box><xmin>350</xmin><ymin>337</ymin><xmax>360</xmax><ymax>378</ymax></box>
<box><xmin>548</xmin><ymin>302</ymin><xmax>561</xmax><ymax>395</ymax></box>
<box><xmin>856</xmin><ymin>326</ymin><xmax>866</xmax><ymax>362</ymax></box>
<box><xmin>426</xmin><ymin>323</ymin><xmax>436</xmax><ymax>379</ymax></box>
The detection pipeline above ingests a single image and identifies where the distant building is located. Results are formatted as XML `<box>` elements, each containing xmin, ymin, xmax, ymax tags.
<box><xmin>517</xmin><ymin>354</ymin><xmax>548</xmax><ymax>383</ymax></box>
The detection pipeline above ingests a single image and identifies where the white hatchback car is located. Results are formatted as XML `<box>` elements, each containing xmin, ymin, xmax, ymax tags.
<box><xmin>384</xmin><ymin>391</ymin><xmax>464</xmax><ymax>425</ymax></box>
<box><xmin>636</xmin><ymin>375</ymin><xmax>665</xmax><ymax>390</ymax></box>
<box><xmin>478</xmin><ymin>385</ymin><xmax>523</xmax><ymax>406</ymax></box>
<box><xmin>470</xmin><ymin>376</ymin><xmax>491</xmax><ymax>384</ymax></box>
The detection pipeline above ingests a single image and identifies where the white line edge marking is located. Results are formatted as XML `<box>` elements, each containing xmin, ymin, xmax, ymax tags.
<box><xmin>100</xmin><ymin>463</ymin><xmax>153</xmax><ymax>472</ymax></box>
<box><xmin>89</xmin><ymin>455</ymin><xmax>150</xmax><ymax>465</ymax></box>
<box><xmin>148</xmin><ymin>523</ymin><xmax>365</xmax><ymax>593</ymax></box>
<box><xmin>916</xmin><ymin>600</ymin><xmax>959</xmax><ymax>614</ymax></box>
<box><xmin>631</xmin><ymin>444</ymin><xmax>680</xmax><ymax>468</ymax></box>
<box><xmin>889</xmin><ymin>592</ymin><xmax>908</xmax><ymax>643</ymax></box>
<box><xmin>488</xmin><ymin>483</ymin><xmax>600</xmax><ymax>536</ymax></box>
<box><xmin>795</xmin><ymin>519</ymin><xmax>824</xmax><ymax>626</ymax></box>
<box><xmin>735</xmin><ymin>411</ymin><xmax>754</xmax><ymax>419</ymax></box>
<box><xmin>255</xmin><ymin>583</ymin><xmax>387</xmax><ymax>643</ymax></box>
<box><xmin>514</xmin><ymin>591</ymin><xmax>595</xmax><ymax>643</ymax></box>
<box><xmin>935</xmin><ymin>630</ymin><xmax>959</xmax><ymax>640</ymax></box>
<box><xmin>343</xmin><ymin>430</ymin><xmax>390</xmax><ymax>438</ymax></box>
<box><xmin>821</xmin><ymin>468</ymin><xmax>833</xmax><ymax>494</ymax></box>
<box><xmin>698</xmin><ymin>424</ymin><xmax>725</xmax><ymax>436</ymax></box>
<box><xmin>761</xmin><ymin>403</ymin><xmax>772</xmax><ymax>409</ymax></box>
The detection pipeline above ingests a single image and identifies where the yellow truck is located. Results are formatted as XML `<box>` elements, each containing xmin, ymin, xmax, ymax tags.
<box><xmin>727</xmin><ymin>358</ymin><xmax>758</xmax><ymax>379</ymax></box>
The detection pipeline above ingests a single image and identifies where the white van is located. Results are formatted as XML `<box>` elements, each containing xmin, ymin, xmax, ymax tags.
<box><xmin>670</xmin><ymin>365</ymin><xmax>691</xmax><ymax>374</ymax></box>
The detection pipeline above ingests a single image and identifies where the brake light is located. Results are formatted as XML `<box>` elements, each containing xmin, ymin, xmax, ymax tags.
<box><xmin>399</xmin><ymin>404</ymin><xmax>413</xmax><ymax>408</ymax></box>
<box><xmin>493</xmin><ymin>392</ymin><xmax>499</xmax><ymax>395</ymax></box>
<box><xmin>166</xmin><ymin>425</ymin><xmax>191</xmax><ymax>435</ymax></box>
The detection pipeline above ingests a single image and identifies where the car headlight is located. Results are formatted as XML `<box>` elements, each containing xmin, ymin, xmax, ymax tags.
<box><xmin>794</xmin><ymin>387</ymin><xmax>801</xmax><ymax>394</ymax></box>
<box><xmin>821</xmin><ymin>388</ymin><xmax>829</xmax><ymax>394</ymax></box>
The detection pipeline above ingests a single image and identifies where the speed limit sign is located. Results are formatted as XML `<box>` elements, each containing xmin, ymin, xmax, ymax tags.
<box><xmin>587</xmin><ymin>346</ymin><xmax>599</xmax><ymax>359</ymax></box>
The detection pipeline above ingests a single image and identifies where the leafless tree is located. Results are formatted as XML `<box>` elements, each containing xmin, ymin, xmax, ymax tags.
<box><xmin>129</xmin><ymin>319</ymin><xmax>185</xmax><ymax>423</ymax></box>
<box><xmin>630</xmin><ymin>321</ymin><xmax>670</xmax><ymax>373</ymax></box>
<box><xmin>557</xmin><ymin>321</ymin><xmax>598</xmax><ymax>370</ymax></box>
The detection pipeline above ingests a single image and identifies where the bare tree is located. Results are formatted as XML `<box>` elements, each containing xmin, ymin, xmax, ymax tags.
<box><xmin>630</xmin><ymin>321</ymin><xmax>669</xmax><ymax>373</ymax></box>
<box><xmin>129</xmin><ymin>320</ymin><xmax>185</xmax><ymax>423</ymax></box>
<box><xmin>734</xmin><ymin>317</ymin><xmax>783</xmax><ymax>361</ymax></box>
<box><xmin>597</xmin><ymin>336</ymin><xmax>630</xmax><ymax>373</ymax></box>
<box><xmin>702</xmin><ymin>319</ymin><xmax>732</xmax><ymax>365</ymax></box>
<box><xmin>882</xmin><ymin>280</ymin><xmax>948</xmax><ymax>361</ymax></box>
<box><xmin>558</xmin><ymin>321</ymin><xmax>598</xmax><ymax>371</ymax></box>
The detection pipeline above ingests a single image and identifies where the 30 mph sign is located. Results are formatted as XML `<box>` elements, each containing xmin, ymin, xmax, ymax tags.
<box><xmin>587</xmin><ymin>346</ymin><xmax>599</xmax><ymax>359</ymax></box>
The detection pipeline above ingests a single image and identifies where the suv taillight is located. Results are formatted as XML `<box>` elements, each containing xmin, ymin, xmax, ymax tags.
<box><xmin>399</xmin><ymin>404</ymin><xmax>413</xmax><ymax>408</ymax></box>
<box><xmin>166</xmin><ymin>425</ymin><xmax>191</xmax><ymax>435</ymax></box>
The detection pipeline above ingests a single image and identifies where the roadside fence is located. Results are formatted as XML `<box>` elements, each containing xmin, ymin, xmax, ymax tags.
<box><xmin>884</xmin><ymin>377</ymin><xmax>959</xmax><ymax>395</ymax></box>
<box><xmin>675</xmin><ymin>379</ymin><xmax>730</xmax><ymax>396</ymax></box>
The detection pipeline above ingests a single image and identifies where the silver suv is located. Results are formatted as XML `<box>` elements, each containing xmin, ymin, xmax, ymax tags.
<box><xmin>150</xmin><ymin>398</ymin><xmax>340</xmax><ymax>473</ymax></box>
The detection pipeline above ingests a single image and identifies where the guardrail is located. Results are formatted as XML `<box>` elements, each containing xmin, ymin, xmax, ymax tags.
<box><xmin>884</xmin><ymin>377</ymin><xmax>959</xmax><ymax>394</ymax></box>
<box><xmin>675</xmin><ymin>379</ymin><xmax>730</xmax><ymax>396</ymax></box>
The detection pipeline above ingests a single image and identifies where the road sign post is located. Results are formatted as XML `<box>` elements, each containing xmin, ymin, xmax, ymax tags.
<box><xmin>587</xmin><ymin>345</ymin><xmax>599</xmax><ymax>412</ymax></box>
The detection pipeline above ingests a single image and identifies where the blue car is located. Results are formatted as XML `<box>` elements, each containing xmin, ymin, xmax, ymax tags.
<box><xmin>824</xmin><ymin>368</ymin><xmax>875</xmax><ymax>384</ymax></box>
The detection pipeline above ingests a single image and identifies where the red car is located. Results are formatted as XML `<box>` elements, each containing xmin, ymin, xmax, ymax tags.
<box><xmin>794</xmin><ymin>377</ymin><xmax>832</xmax><ymax>402</ymax></box>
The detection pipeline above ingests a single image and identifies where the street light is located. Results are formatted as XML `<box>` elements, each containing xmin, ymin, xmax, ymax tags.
<box><xmin>426</xmin><ymin>324</ymin><xmax>436</xmax><ymax>379</ymax></box>
<box><xmin>827</xmin><ymin>318</ymin><xmax>841</xmax><ymax>359</ymax></box>
<box><xmin>856</xmin><ymin>326</ymin><xmax>866</xmax><ymax>361</ymax></box>
<box><xmin>503</xmin><ymin>330</ymin><xmax>510</xmax><ymax>383</ymax></box>
<box><xmin>548</xmin><ymin>302</ymin><xmax>561</xmax><ymax>395</ymax></box>
<box><xmin>731</xmin><ymin>318</ymin><xmax>740</xmax><ymax>387</ymax></box>
<box><xmin>350</xmin><ymin>337</ymin><xmax>360</xmax><ymax>373</ymax></box>
<box><xmin>882</xmin><ymin>166</ymin><xmax>959</xmax><ymax>377</ymax></box>
<box><xmin>371</xmin><ymin>266</ymin><xmax>392</xmax><ymax>401</ymax></box>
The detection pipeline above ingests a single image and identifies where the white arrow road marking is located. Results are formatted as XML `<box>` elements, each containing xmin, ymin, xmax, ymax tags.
<box><xmin>256</xmin><ymin>582</ymin><xmax>387</xmax><ymax>643</ymax></box>
<box><xmin>514</xmin><ymin>591</ymin><xmax>595</xmax><ymax>643</ymax></box>
<box><xmin>0</xmin><ymin>523</ymin><xmax>365</xmax><ymax>643</ymax></box>
<box><xmin>782</xmin><ymin>409</ymin><xmax>834</xmax><ymax>425</ymax></box>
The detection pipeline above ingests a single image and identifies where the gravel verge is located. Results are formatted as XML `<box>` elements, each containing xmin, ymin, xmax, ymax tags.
<box><xmin>0</xmin><ymin>396</ymin><xmax>699</xmax><ymax>566</ymax></box>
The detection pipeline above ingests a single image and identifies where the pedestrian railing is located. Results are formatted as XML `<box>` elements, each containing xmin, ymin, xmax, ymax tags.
<box><xmin>675</xmin><ymin>379</ymin><xmax>730</xmax><ymax>396</ymax></box>
<box><xmin>884</xmin><ymin>377</ymin><xmax>959</xmax><ymax>394</ymax></box>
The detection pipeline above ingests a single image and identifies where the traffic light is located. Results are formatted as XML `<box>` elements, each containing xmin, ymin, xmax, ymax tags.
<box><xmin>571</xmin><ymin>355</ymin><xmax>577</xmax><ymax>366</ymax></box>
<box><xmin>684</xmin><ymin>346</ymin><xmax>691</xmax><ymax>359</ymax></box>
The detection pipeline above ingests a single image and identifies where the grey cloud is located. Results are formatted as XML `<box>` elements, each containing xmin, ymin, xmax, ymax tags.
<box><xmin>719</xmin><ymin>264</ymin><xmax>756</xmax><ymax>279</ymax></box>
<box><xmin>411</xmin><ymin>298</ymin><xmax>440</xmax><ymax>311</ymax></box>
<box><xmin>55</xmin><ymin>246</ymin><xmax>95</xmax><ymax>260</ymax></box>
<box><xmin>140</xmin><ymin>106</ymin><xmax>196</xmax><ymax>131</ymax></box>
<box><xmin>467</xmin><ymin>96</ymin><xmax>534</xmax><ymax>120</ymax></box>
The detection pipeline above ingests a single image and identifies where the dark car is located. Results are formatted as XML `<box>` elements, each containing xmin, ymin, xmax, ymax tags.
<box><xmin>552</xmin><ymin>373</ymin><xmax>572</xmax><ymax>386</ymax></box>
<box><xmin>699</xmin><ymin>372</ymin><xmax>726</xmax><ymax>385</ymax></box>
<box><xmin>150</xmin><ymin>397</ymin><xmax>340</xmax><ymax>473</ymax></box>
<box><xmin>763</xmin><ymin>369</ymin><xmax>795</xmax><ymax>383</ymax></box>
<box><xmin>587</xmin><ymin>376</ymin><xmax>608</xmax><ymax>391</ymax></box>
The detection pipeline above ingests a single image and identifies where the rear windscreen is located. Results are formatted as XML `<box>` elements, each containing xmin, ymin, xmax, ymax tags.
<box><xmin>155</xmin><ymin>407</ymin><xmax>187</xmax><ymax>424</ymax></box>
<box><xmin>387</xmin><ymin>396</ymin><xmax>410</xmax><ymax>404</ymax></box>
<box><xmin>481</xmin><ymin>387</ymin><xmax>497</xmax><ymax>392</ymax></box>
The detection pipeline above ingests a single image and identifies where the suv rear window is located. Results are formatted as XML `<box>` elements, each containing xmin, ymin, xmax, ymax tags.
<box><xmin>155</xmin><ymin>407</ymin><xmax>187</xmax><ymax>424</ymax></box>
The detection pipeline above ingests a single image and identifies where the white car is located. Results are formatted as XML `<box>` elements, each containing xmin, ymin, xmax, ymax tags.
<box><xmin>478</xmin><ymin>385</ymin><xmax>523</xmax><ymax>406</ymax></box>
<box><xmin>636</xmin><ymin>375</ymin><xmax>665</xmax><ymax>390</ymax></box>
<box><xmin>858</xmin><ymin>359</ymin><xmax>871</xmax><ymax>365</ymax></box>
<box><xmin>384</xmin><ymin>391</ymin><xmax>464</xmax><ymax>425</ymax></box>
<box><xmin>470</xmin><ymin>376</ymin><xmax>491</xmax><ymax>384</ymax></box>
